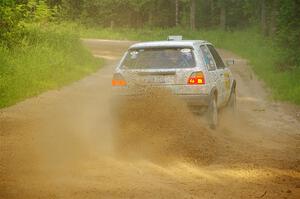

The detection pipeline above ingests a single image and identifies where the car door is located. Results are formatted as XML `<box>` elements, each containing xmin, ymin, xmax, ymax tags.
<box><xmin>199</xmin><ymin>45</ymin><xmax>222</xmax><ymax>104</ymax></box>
<box><xmin>207</xmin><ymin>45</ymin><xmax>228</xmax><ymax>105</ymax></box>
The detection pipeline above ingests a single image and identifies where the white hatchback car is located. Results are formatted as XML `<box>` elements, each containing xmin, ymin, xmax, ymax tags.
<box><xmin>112</xmin><ymin>36</ymin><xmax>236</xmax><ymax>128</ymax></box>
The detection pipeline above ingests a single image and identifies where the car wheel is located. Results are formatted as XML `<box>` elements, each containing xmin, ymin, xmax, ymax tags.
<box><xmin>208</xmin><ymin>96</ymin><xmax>218</xmax><ymax>129</ymax></box>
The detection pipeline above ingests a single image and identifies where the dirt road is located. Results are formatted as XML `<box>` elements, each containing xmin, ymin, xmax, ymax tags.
<box><xmin>1</xmin><ymin>39</ymin><xmax>299</xmax><ymax>199</ymax></box>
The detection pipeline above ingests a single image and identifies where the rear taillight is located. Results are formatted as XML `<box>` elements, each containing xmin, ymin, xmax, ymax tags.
<box><xmin>188</xmin><ymin>71</ymin><xmax>205</xmax><ymax>85</ymax></box>
<box><xmin>112</xmin><ymin>73</ymin><xmax>127</xmax><ymax>86</ymax></box>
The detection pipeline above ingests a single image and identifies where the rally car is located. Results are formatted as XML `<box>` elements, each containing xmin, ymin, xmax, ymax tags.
<box><xmin>112</xmin><ymin>36</ymin><xmax>236</xmax><ymax>129</ymax></box>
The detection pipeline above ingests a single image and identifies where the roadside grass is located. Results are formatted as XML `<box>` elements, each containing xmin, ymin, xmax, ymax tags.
<box><xmin>78</xmin><ymin>25</ymin><xmax>300</xmax><ymax>104</ymax></box>
<box><xmin>0</xmin><ymin>24</ymin><xmax>102</xmax><ymax>108</ymax></box>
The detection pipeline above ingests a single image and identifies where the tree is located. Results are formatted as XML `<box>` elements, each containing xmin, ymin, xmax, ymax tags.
<box><xmin>190</xmin><ymin>0</ymin><xmax>196</xmax><ymax>30</ymax></box>
<box><xmin>175</xmin><ymin>0</ymin><xmax>179</xmax><ymax>26</ymax></box>
<box><xmin>276</xmin><ymin>0</ymin><xmax>300</xmax><ymax>69</ymax></box>
<box><xmin>269</xmin><ymin>0</ymin><xmax>278</xmax><ymax>36</ymax></box>
<box><xmin>261</xmin><ymin>0</ymin><xmax>267</xmax><ymax>35</ymax></box>
<box><xmin>219</xmin><ymin>0</ymin><xmax>226</xmax><ymax>30</ymax></box>
<box><xmin>61</xmin><ymin>0</ymin><xmax>83</xmax><ymax>20</ymax></box>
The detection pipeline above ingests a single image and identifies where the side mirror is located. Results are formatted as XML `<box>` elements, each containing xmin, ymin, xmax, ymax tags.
<box><xmin>225</xmin><ymin>59</ymin><xmax>235</xmax><ymax>66</ymax></box>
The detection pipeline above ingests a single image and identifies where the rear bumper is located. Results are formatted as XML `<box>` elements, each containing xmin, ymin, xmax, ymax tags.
<box><xmin>177</xmin><ymin>94</ymin><xmax>210</xmax><ymax>106</ymax></box>
<box><xmin>112</xmin><ymin>84</ymin><xmax>210</xmax><ymax>105</ymax></box>
<box><xmin>113</xmin><ymin>93</ymin><xmax>210</xmax><ymax>107</ymax></box>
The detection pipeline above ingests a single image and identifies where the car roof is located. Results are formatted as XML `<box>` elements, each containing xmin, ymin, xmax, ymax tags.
<box><xmin>129</xmin><ymin>40</ymin><xmax>210</xmax><ymax>49</ymax></box>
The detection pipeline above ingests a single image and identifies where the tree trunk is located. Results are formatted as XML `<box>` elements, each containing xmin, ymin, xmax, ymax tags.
<box><xmin>190</xmin><ymin>0</ymin><xmax>196</xmax><ymax>30</ymax></box>
<box><xmin>220</xmin><ymin>2</ymin><xmax>226</xmax><ymax>30</ymax></box>
<box><xmin>269</xmin><ymin>0</ymin><xmax>278</xmax><ymax>36</ymax></box>
<box><xmin>261</xmin><ymin>0</ymin><xmax>268</xmax><ymax>35</ymax></box>
<box><xmin>210</xmin><ymin>0</ymin><xmax>215</xmax><ymax>26</ymax></box>
<box><xmin>175</xmin><ymin>0</ymin><xmax>179</xmax><ymax>26</ymax></box>
<box><xmin>110</xmin><ymin>20</ymin><xmax>115</xmax><ymax>29</ymax></box>
<box><xmin>149</xmin><ymin>11</ymin><xmax>153</xmax><ymax>27</ymax></box>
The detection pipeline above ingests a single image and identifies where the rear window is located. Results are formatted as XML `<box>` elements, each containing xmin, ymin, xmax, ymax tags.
<box><xmin>121</xmin><ymin>48</ymin><xmax>196</xmax><ymax>69</ymax></box>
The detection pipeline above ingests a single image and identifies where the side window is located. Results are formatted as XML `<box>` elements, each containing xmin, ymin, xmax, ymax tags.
<box><xmin>200</xmin><ymin>45</ymin><xmax>216</xmax><ymax>71</ymax></box>
<box><xmin>207</xmin><ymin>45</ymin><xmax>226</xmax><ymax>69</ymax></box>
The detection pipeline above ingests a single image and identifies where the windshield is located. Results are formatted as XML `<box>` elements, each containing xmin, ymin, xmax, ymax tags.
<box><xmin>121</xmin><ymin>48</ymin><xmax>196</xmax><ymax>69</ymax></box>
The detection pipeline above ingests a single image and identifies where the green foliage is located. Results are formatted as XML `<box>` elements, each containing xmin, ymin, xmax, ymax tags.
<box><xmin>0</xmin><ymin>24</ymin><xmax>102</xmax><ymax>108</ymax></box>
<box><xmin>0</xmin><ymin>1</ymin><xmax>24</xmax><ymax>47</ymax></box>
<box><xmin>0</xmin><ymin>1</ymin><xmax>102</xmax><ymax>108</ymax></box>
<box><xmin>58</xmin><ymin>0</ymin><xmax>263</xmax><ymax>29</ymax></box>
<box><xmin>276</xmin><ymin>0</ymin><xmax>300</xmax><ymax>69</ymax></box>
<box><xmin>26</xmin><ymin>0</ymin><xmax>58</xmax><ymax>22</ymax></box>
<box><xmin>0</xmin><ymin>0</ymin><xmax>59</xmax><ymax>47</ymax></box>
<box><xmin>62</xmin><ymin>0</ymin><xmax>176</xmax><ymax>28</ymax></box>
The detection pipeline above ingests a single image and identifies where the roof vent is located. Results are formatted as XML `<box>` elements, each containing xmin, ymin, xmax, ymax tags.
<box><xmin>167</xmin><ymin>35</ymin><xmax>183</xmax><ymax>41</ymax></box>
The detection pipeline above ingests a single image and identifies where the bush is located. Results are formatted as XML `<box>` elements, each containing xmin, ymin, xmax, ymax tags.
<box><xmin>276</xmin><ymin>0</ymin><xmax>300</xmax><ymax>69</ymax></box>
<box><xmin>0</xmin><ymin>24</ymin><xmax>102</xmax><ymax>108</ymax></box>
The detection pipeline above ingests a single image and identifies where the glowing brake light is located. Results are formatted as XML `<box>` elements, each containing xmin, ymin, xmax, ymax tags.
<box><xmin>188</xmin><ymin>71</ymin><xmax>205</xmax><ymax>85</ymax></box>
<box><xmin>112</xmin><ymin>73</ymin><xmax>127</xmax><ymax>86</ymax></box>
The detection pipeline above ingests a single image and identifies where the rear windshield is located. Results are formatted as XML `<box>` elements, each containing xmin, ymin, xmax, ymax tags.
<box><xmin>121</xmin><ymin>48</ymin><xmax>196</xmax><ymax>69</ymax></box>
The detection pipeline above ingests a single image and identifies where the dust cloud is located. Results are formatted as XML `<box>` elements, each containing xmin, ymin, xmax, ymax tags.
<box><xmin>113</xmin><ymin>87</ymin><xmax>216</xmax><ymax>164</ymax></box>
<box><xmin>1</xmin><ymin>85</ymin><xmax>216</xmax><ymax>199</ymax></box>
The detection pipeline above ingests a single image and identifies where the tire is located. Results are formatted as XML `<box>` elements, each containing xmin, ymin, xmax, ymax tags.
<box><xmin>227</xmin><ymin>87</ymin><xmax>237</xmax><ymax>114</ymax></box>
<box><xmin>208</xmin><ymin>95</ymin><xmax>218</xmax><ymax>129</ymax></box>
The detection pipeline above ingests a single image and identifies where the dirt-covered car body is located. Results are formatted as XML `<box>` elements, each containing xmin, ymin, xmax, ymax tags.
<box><xmin>112</xmin><ymin>39</ymin><xmax>236</xmax><ymax>110</ymax></box>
